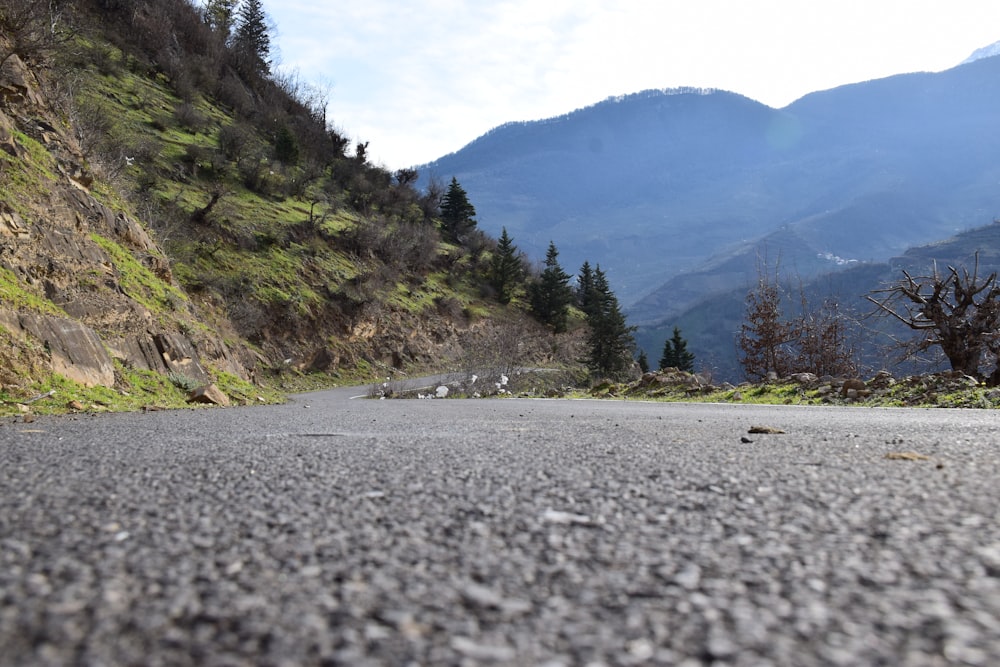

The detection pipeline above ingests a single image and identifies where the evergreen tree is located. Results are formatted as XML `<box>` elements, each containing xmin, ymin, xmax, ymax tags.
<box><xmin>584</xmin><ymin>265</ymin><xmax>636</xmax><ymax>379</ymax></box>
<box><xmin>439</xmin><ymin>177</ymin><xmax>477</xmax><ymax>242</ymax></box>
<box><xmin>529</xmin><ymin>241</ymin><xmax>573</xmax><ymax>333</ymax></box>
<box><xmin>637</xmin><ymin>349</ymin><xmax>650</xmax><ymax>373</ymax></box>
<box><xmin>659</xmin><ymin>326</ymin><xmax>695</xmax><ymax>372</ymax></box>
<box><xmin>577</xmin><ymin>260</ymin><xmax>599</xmax><ymax>318</ymax></box>
<box><xmin>274</xmin><ymin>124</ymin><xmax>299</xmax><ymax>165</ymax></box>
<box><xmin>489</xmin><ymin>227</ymin><xmax>522</xmax><ymax>305</ymax></box>
<box><xmin>233</xmin><ymin>0</ymin><xmax>270</xmax><ymax>76</ymax></box>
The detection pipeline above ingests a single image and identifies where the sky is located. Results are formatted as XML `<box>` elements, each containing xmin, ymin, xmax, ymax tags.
<box><xmin>262</xmin><ymin>1</ymin><xmax>1000</xmax><ymax>170</ymax></box>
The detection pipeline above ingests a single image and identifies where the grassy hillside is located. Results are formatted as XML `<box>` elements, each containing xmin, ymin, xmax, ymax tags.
<box><xmin>0</xmin><ymin>0</ymin><xmax>583</xmax><ymax>414</ymax></box>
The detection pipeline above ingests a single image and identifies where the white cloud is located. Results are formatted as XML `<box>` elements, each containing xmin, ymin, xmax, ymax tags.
<box><xmin>265</xmin><ymin>0</ymin><xmax>1000</xmax><ymax>168</ymax></box>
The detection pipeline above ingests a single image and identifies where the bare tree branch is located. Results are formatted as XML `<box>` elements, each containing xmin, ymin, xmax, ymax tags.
<box><xmin>867</xmin><ymin>252</ymin><xmax>1000</xmax><ymax>381</ymax></box>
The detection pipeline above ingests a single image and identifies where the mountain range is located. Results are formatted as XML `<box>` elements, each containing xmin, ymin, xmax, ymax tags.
<box><xmin>419</xmin><ymin>45</ymin><xmax>1000</xmax><ymax>379</ymax></box>
<box><xmin>420</xmin><ymin>49</ymin><xmax>1000</xmax><ymax>320</ymax></box>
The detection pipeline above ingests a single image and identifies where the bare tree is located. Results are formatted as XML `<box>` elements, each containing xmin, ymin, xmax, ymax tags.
<box><xmin>0</xmin><ymin>0</ymin><xmax>73</xmax><ymax>69</ymax></box>
<box><xmin>795</xmin><ymin>296</ymin><xmax>858</xmax><ymax>378</ymax></box>
<box><xmin>867</xmin><ymin>254</ymin><xmax>1000</xmax><ymax>381</ymax></box>
<box><xmin>739</xmin><ymin>258</ymin><xmax>860</xmax><ymax>381</ymax></box>
<box><xmin>738</xmin><ymin>266</ymin><xmax>797</xmax><ymax>381</ymax></box>
<box><xmin>189</xmin><ymin>184</ymin><xmax>228</xmax><ymax>225</ymax></box>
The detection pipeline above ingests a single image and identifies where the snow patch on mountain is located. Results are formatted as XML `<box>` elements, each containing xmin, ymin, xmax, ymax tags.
<box><xmin>961</xmin><ymin>41</ymin><xmax>1000</xmax><ymax>65</ymax></box>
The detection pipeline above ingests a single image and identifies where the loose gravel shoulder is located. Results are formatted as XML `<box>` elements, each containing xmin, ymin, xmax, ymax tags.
<box><xmin>3</xmin><ymin>392</ymin><xmax>1000</xmax><ymax>665</ymax></box>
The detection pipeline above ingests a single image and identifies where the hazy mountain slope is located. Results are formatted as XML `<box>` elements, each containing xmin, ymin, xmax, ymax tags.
<box><xmin>423</xmin><ymin>89</ymin><xmax>800</xmax><ymax>292</ymax></box>
<box><xmin>421</xmin><ymin>56</ymin><xmax>1000</xmax><ymax>311</ymax></box>
<box><xmin>963</xmin><ymin>40</ymin><xmax>1000</xmax><ymax>64</ymax></box>
<box><xmin>629</xmin><ymin>189</ymin><xmax>940</xmax><ymax>325</ymax></box>
<box><xmin>639</xmin><ymin>219</ymin><xmax>1000</xmax><ymax>382</ymax></box>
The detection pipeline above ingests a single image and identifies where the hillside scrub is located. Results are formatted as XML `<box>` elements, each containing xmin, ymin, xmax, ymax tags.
<box><xmin>738</xmin><ymin>262</ymin><xmax>860</xmax><ymax>382</ymax></box>
<box><xmin>0</xmin><ymin>0</ymin><xmax>648</xmax><ymax>416</ymax></box>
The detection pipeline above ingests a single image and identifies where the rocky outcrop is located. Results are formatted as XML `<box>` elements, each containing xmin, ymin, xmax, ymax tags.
<box><xmin>0</xmin><ymin>47</ymin><xmax>252</xmax><ymax>399</ymax></box>
<box><xmin>0</xmin><ymin>307</ymin><xmax>233</xmax><ymax>392</ymax></box>
<box><xmin>104</xmin><ymin>333</ymin><xmax>213</xmax><ymax>385</ymax></box>
<box><xmin>0</xmin><ymin>310</ymin><xmax>114</xmax><ymax>388</ymax></box>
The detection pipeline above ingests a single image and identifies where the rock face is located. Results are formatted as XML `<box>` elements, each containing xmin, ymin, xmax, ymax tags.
<box><xmin>0</xmin><ymin>44</ymin><xmax>248</xmax><ymax>394</ymax></box>
<box><xmin>0</xmin><ymin>309</ymin><xmax>224</xmax><ymax>390</ymax></box>
<box><xmin>0</xmin><ymin>310</ymin><xmax>114</xmax><ymax>388</ymax></box>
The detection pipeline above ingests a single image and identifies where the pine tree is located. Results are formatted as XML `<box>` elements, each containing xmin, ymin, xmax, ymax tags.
<box><xmin>659</xmin><ymin>326</ymin><xmax>695</xmax><ymax>372</ymax></box>
<box><xmin>274</xmin><ymin>124</ymin><xmax>299</xmax><ymax>165</ymax></box>
<box><xmin>584</xmin><ymin>265</ymin><xmax>636</xmax><ymax>379</ymax></box>
<box><xmin>233</xmin><ymin>0</ymin><xmax>270</xmax><ymax>77</ymax></box>
<box><xmin>577</xmin><ymin>260</ymin><xmax>599</xmax><ymax>319</ymax></box>
<box><xmin>489</xmin><ymin>227</ymin><xmax>522</xmax><ymax>304</ymax></box>
<box><xmin>529</xmin><ymin>242</ymin><xmax>573</xmax><ymax>333</ymax></box>
<box><xmin>439</xmin><ymin>177</ymin><xmax>477</xmax><ymax>242</ymax></box>
<box><xmin>637</xmin><ymin>349</ymin><xmax>650</xmax><ymax>373</ymax></box>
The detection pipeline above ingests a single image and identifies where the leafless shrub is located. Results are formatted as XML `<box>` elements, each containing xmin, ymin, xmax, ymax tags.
<box><xmin>214</xmin><ymin>72</ymin><xmax>255</xmax><ymax>117</ymax></box>
<box><xmin>70</xmin><ymin>94</ymin><xmax>113</xmax><ymax>157</ymax></box>
<box><xmin>738</xmin><ymin>258</ymin><xmax>860</xmax><ymax>381</ymax></box>
<box><xmin>795</xmin><ymin>297</ymin><xmax>859</xmax><ymax>378</ymax></box>
<box><xmin>449</xmin><ymin>321</ymin><xmax>532</xmax><ymax>397</ymax></box>
<box><xmin>0</xmin><ymin>0</ymin><xmax>74</xmax><ymax>69</ymax></box>
<box><xmin>339</xmin><ymin>216</ymin><xmax>440</xmax><ymax>273</ymax></box>
<box><xmin>173</xmin><ymin>102</ymin><xmax>208</xmax><ymax>133</ymax></box>
<box><xmin>867</xmin><ymin>253</ymin><xmax>1000</xmax><ymax>382</ymax></box>
<box><xmin>435</xmin><ymin>296</ymin><xmax>465</xmax><ymax>321</ymax></box>
<box><xmin>217</xmin><ymin>122</ymin><xmax>256</xmax><ymax>161</ymax></box>
<box><xmin>90</xmin><ymin>43</ymin><xmax>120</xmax><ymax>75</ymax></box>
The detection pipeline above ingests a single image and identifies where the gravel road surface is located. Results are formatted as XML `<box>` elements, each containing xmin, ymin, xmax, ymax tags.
<box><xmin>3</xmin><ymin>389</ymin><xmax>1000</xmax><ymax>666</ymax></box>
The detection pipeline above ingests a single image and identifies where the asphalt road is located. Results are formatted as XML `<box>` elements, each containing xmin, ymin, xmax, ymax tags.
<box><xmin>3</xmin><ymin>388</ymin><xmax>1000</xmax><ymax>666</ymax></box>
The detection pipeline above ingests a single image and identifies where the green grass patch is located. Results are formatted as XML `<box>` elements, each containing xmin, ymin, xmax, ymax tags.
<box><xmin>0</xmin><ymin>365</ymin><xmax>187</xmax><ymax>416</ymax></box>
<box><xmin>317</xmin><ymin>208</ymin><xmax>359</xmax><ymax>236</ymax></box>
<box><xmin>89</xmin><ymin>233</ymin><xmax>188</xmax><ymax>312</ymax></box>
<box><xmin>0</xmin><ymin>267</ymin><xmax>66</xmax><ymax>316</ymax></box>
<box><xmin>0</xmin><ymin>131</ymin><xmax>58</xmax><ymax>217</ymax></box>
<box><xmin>212</xmin><ymin>370</ymin><xmax>285</xmax><ymax>405</ymax></box>
<box><xmin>385</xmin><ymin>274</ymin><xmax>452</xmax><ymax>314</ymax></box>
<box><xmin>0</xmin><ymin>360</ymin><xmax>289</xmax><ymax>417</ymax></box>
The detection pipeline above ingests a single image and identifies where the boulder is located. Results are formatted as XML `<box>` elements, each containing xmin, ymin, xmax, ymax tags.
<box><xmin>868</xmin><ymin>370</ymin><xmax>895</xmax><ymax>390</ymax></box>
<box><xmin>841</xmin><ymin>378</ymin><xmax>867</xmax><ymax>397</ymax></box>
<box><xmin>0</xmin><ymin>53</ymin><xmax>43</xmax><ymax>107</ymax></box>
<box><xmin>306</xmin><ymin>347</ymin><xmax>336</xmax><ymax>372</ymax></box>
<box><xmin>187</xmin><ymin>384</ymin><xmax>230</xmax><ymax>407</ymax></box>
<box><xmin>0</xmin><ymin>204</ymin><xmax>28</xmax><ymax>238</ymax></box>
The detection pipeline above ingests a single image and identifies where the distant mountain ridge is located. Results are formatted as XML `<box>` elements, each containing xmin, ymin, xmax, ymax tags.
<box><xmin>420</xmin><ymin>53</ymin><xmax>1000</xmax><ymax>324</ymax></box>
<box><xmin>962</xmin><ymin>40</ymin><xmax>1000</xmax><ymax>65</ymax></box>
<box><xmin>635</xmin><ymin>217</ymin><xmax>1000</xmax><ymax>382</ymax></box>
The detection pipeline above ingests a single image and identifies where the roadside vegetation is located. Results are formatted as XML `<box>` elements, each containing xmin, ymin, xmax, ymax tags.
<box><xmin>0</xmin><ymin>0</ymin><xmax>642</xmax><ymax>417</ymax></box>
<box><xmin>4</xmin><ymin>0</ymin><xmax>1000</xmax><ymax>417</ymax></box>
